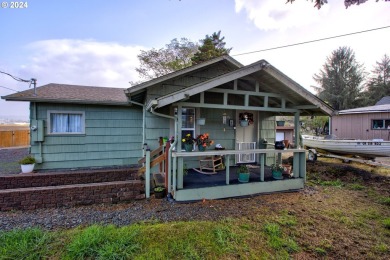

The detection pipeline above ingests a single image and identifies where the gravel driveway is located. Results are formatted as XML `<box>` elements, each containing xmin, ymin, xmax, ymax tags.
<box><xmin>0</xmin><ymin>147</ymin><xmax>29</xmax><ymax>174</ymax></box>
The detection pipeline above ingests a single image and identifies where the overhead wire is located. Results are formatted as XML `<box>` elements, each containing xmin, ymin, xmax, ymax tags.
<box><xmin>0</xmin><ymin>85</ymin><xmax>19</xmax><ymax>92</ymax></box>
<box><xmin>232</xmin><ymin>25</ymin><xmax>390</xmax><ymax>57</ymax></box>
<box><xmin>0</xmin><ymin>71</ymin><xmax>30</xmax><ymax>83</ymax></box>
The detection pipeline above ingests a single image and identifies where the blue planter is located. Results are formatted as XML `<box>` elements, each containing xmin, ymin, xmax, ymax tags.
<box><xmin>272</xmin><ymin>170</ymin><xmax>283</xmax><ymax>180</ymax></box>
<box><xmin>198</xmin><ymin>145</ymin><xmax>206</xmax><ymax>151</ymax></box>
<box><xmin>238</xmin><ymin>172</ymin><xmax>250</xmax><ymax>183</ymax></box>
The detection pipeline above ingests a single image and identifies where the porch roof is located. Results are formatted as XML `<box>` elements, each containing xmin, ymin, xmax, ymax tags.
<box><xmin>2</xmin><ymin>84</ymin><xmax>130</xmax><ymax>106</ymax></box>
<box><xmin>149</xmin><ymin>59</ymin><xmax>334</xmax><ymax>116</ymax></box>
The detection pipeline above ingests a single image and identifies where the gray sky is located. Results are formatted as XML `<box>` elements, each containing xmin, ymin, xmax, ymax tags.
<box><xmin>1</xmin><ymin>0</ymin><xmax>389</xmax><ymax>119</ymax></box>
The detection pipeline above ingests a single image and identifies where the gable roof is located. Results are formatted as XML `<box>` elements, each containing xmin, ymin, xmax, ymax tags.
<box><xmin>2</xmin><ymin>83</ymin><xmax>130</xmax><ymax>106</ymax></box>
<box><xmin>338</xmin><ymin>104</ymin><xmax>390</xmax><ymax>114</ymax></box>
<box><xmin>125</xmin><ymin>55</ymin><xmax>243</xmax><ymax>96</ymax></box>
<box><xmin>375</xmin><ymin>96</ymin><xmax>390</xmax><ymax>105</ymax></box>
<box><xmin>150</xmin><ymin>59</ymin><xmax>334</xmax><ymax>116</ymax></box>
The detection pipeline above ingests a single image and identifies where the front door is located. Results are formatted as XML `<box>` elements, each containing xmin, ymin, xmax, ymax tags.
<box><xmin>235</xmin><ymin>111</ymin><xmax>257</xmax><ymax>163</ymax></box>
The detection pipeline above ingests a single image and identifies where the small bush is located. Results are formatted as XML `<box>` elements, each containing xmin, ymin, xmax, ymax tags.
<box><xmin>18</xmin><ymin>156</ymin><xmax>36</xmax><ymax>165</ymax></box>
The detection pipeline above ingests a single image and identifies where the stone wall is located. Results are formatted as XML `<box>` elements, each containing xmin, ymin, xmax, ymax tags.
<box><xmin>0</xmin><ymin>168</ymin><xmax>145</xmax><ymax>211</ymax></box>
<box><xmin>0</xmin><ymin>180</ymin><xmax>144</xmax><ymax>211</ymax></box>
<box><xmin>0</xmin><ymin>168</ymin><xmax>138</xmax><ymax>189</ymax></box>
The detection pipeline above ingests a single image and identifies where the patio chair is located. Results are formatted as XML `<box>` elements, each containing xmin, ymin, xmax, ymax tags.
<box><xmin>199</xmin><ymin>155</ymin><xmax>223</xmax><ymax>173</ymax></box>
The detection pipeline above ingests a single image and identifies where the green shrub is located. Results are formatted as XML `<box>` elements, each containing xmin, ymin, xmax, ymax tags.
<box><xmin>18</xmin><ymin>156</ymin><xmax>36</xmax><ymax>165</ymax></box>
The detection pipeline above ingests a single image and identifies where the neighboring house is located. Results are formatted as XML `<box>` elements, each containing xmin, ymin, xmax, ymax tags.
<box><xmin>331</xmin><ymin>97</ymin><xmax>390</xmax><ymax>141</ymax></box>
<box><xmin>2</xmin><ymin>55</ymin><xmax>333</xmax><ymax>201</ymax></box>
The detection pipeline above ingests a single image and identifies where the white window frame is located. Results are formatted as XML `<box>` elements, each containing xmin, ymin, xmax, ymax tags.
<box><xmin>47</xmin><ymin>110</ymin><xmax>85</xmax><ymax>135</ymax></box>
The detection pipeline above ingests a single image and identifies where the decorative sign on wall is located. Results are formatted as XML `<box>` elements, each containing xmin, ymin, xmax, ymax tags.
<box><xmin>239</xmin><ymin>112</ymin><xmax>254</xmax><ymax>127</ymax></box>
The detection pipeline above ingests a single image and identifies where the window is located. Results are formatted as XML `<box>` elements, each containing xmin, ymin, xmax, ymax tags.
<box><xmin>180</xmin><ymin>108</ymin><xmax>195</xmax><ymax>150</ymax></box>
<box><xmin>48</xmin><ymin>110</ymin><xmax>85</xmax><ymax>134</ymax></box>
<box><xmin>372</xmin><ymin>119</ymin><xmax>390</xmax><ymax>130</ymax></box>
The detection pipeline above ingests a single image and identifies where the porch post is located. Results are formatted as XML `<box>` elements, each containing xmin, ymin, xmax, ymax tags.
<box><xmin>177</xmin><ymin>105</ymin><xmax>184</xmax><ymax>189</ymax></box>
<box><xmin>294</xmin><ymin>111</ymin><xmax>301</xmax><ymax>148</ymax></box>
<box><xmin>260</xmin><ymin>153</ymin><xmax>265</xmax><ymax>182</ymax></box>
<box><xmin>172</xmin><ymin>156</ymin><xmax>177</xmax><ymax>192</ymax></box>
<box><xmin>145</xmin><ymin>149</ymin><xmax>151</xmax><ymax>198</ymax></box>
<box><xmin>225</xmin><ymin>155</ymin><xmax>230</xmax><ymax>185</ymax></box>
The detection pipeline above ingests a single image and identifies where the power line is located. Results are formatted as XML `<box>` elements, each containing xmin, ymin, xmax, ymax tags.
<box><xmin>0</xmin><ymin>71</ymin><xmax>30</xmax><ymax>82</ymax></box>
<box><xmin>232</xmin><ymin>25</ymin><xmax>390</xmax><ymax>57</ymax></box>
<box><xmin>0</xmin><ymin>85</ymin><xmax>19</xmax><ymax>92</ymax></box>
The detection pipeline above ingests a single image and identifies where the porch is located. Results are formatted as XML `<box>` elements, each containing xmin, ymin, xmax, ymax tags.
<box><xmin>170</xmin><ymin>148</ymin><xmax>306</xmax><ymax>201</ymax></box>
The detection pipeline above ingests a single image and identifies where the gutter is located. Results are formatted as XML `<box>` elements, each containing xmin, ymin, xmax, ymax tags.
<box><xmin>149</xmin><ymin>104</ymin><xmax>178</xmax><ymax>196</ymax></box>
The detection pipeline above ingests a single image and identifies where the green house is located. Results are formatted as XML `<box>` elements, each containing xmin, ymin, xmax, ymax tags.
<box><xmin>2</xmin><ymin>55</ymin><xmax>333</xmax><ymax>201</ymax></box>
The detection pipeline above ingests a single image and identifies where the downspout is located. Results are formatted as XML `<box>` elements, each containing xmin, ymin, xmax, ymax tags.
<box><xmin>150</xmin><ymin>106</ymin><xmax>178</xmax><ymax>196</ymax></box>
<box><xmin>128</xmin><ymin>100</ymin><xmax>146</xmax><ymax>154</ymax></box>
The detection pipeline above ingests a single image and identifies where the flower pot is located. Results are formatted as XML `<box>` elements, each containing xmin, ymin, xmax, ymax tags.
<box><xmin>184</xmin><ymin>143</ymin><xmax>193</xmax><ymax>152</ymax></box>
<box><xmin>198</xmin><ymin>145</ymin><xmax>206</xmax><ymax>151</ymax></box>
<box><xmin>154</xmin><ymin>189</ymin><xmax>166</xmax><ymax>199</ymax></box>
<box><xmin>239</xmin><ymin>120</ymin><xmax>249</xmax><ymax>127</ymax></box>
<box><xmin>238</xmin><ymin>172</ymin><xmax>250</xmax><ymax>183</ymax></box>
<box><xmin>272</xmin><ymin>170</ymin><xmax>283</xmax><ymax>180</ymax></box>
<box><xmin>21</xmin><ymin>164</ymin><xmax>34</xmax><ymax>174</ymax></box>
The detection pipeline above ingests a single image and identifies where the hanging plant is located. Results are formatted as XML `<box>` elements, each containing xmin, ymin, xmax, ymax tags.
<box><xmin>239</xmin><ymin>112</ymin><xmax>254</xmax><ymax>125</ymax></box>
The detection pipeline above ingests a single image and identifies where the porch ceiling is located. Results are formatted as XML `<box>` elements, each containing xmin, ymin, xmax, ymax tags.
<box><xmin>152</xmin><ymin>60</ymin><xmax>334</xmax><ymax>116</ymax></box>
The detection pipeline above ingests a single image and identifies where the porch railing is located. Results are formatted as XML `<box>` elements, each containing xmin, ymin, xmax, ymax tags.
<box><xmin>171</xmin><ymin>148</ymin><xmax>306</xmax><ymax>192</ymax></box>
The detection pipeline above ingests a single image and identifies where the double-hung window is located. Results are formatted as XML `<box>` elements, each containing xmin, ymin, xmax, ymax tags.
<box><xmin>181</xmin><ymin>108</ymin><xmax>195</xmax><ymax>151</ymax></box>
<box><xmin>48</xmin><ymin>110</ymin><xmax>85</xmax><ymax>134</ymax></box>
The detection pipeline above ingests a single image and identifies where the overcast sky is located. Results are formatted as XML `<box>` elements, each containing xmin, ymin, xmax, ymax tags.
<box><xmin>1</xmin><ymin>0</ymin><xmax>389</xmax><ymax>120</ymax></box>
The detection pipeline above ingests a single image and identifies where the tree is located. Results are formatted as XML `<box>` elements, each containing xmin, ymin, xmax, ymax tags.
<box><xmin>191</xmin><ymin>31</ymin><xmax>232</xmax><ymax>65</ymax></box>
<box><xmin>286</xmin><ymin>0</ymin><xmax>389</xmax><ymax>9</ymax></box>
<box><xmin>313</xmin><ymin>46</ymin><xmax>366</xmax><ymax>110</ymax></box>
<box><xmin>135</xmin><ymin>38</ymin><xmax>198</xmax><ymax>80</ymax></box>
<box><xmin>365</xmin><ymin>54</ymin><xmax>390</xmax><ymax>105</ymax></box>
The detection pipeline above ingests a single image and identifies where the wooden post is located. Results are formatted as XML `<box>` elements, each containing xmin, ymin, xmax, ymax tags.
<box><xmin>165</xmin><ymin>142</ymin><xmax>170</xmax><ymax>188</ymax></box>
<box><xmin>145</xmin><ymin>149</ymin><xmax>151</xmax><ymax>198</ymax></box>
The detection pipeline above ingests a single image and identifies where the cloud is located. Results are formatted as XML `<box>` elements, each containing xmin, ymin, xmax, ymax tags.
<box><xmin>23</xmin><ymin>39</ymin><xmax>144</xmax><ymax>88</ymax></box>
<box><xmin>234</xmin><ymin>0</ymin><xmax>328</xmax><ymax>31</ymax></box>
<box><xmin>1</xmin><ymin>39</ymin><xmax>145</xmax><ymax>119</ymax></box>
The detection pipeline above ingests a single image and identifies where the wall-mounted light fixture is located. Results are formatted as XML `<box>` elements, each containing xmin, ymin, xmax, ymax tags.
<box><xmin>222</xmin><ymin>113</ymin><xmax>227</xmax><ymax>125</ymax></box>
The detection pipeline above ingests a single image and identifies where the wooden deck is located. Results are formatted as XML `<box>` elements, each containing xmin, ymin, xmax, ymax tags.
<box><xmin>170</xmin><ymin>149</ymin><xmax>307</xmax><ymax>201</ymax></box>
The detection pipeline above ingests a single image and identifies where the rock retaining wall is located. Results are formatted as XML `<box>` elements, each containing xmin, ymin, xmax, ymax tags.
<box><xmin>0</xmin><ymin>168</ymin><xmax>145</xmax><ymax>211</ymax></box>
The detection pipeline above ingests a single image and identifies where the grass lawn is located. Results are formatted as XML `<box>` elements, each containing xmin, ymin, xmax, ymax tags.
<box><xmin>1</xmin><ymin>157</ymin><xmax>389</xmax><ymax>259</ymax></box>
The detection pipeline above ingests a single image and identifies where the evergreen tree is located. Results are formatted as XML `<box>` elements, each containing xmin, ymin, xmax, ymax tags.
<box><xmin>191</xmin><ymin>31</ymin><xmax>232</xmax><ymax>65</ymax></box>
<box><xmin>313</xmin><ymin>46</ymin><xmax>366</xmax><ymax>110</ymax></box>
<box><xmin>135</xmin><ymin>38</ymin><xmax>198</xmax><ymax>80</ymax></box>
<box><xmin>365</xmin><ymin>54</ymin><xmax>390</xmax><ymax>105</ymax></box>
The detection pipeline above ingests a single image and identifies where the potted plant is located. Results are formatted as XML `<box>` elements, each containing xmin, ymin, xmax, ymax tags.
<box><xmin>154</xmin><ymin>186</ymin><xmax>166</xmax><ymax>199</ymax></box>
<box><xmin>18</xmin><ymin>155</ymin><xmax>36</xmax><ymax>173</ymax></box>
<box><xmin>195</xmin><ymin>133</ymin><xmax>214</xmax><ymax>151</ymax></box>
<box><xmin>271</xmin><ymin>164</ymin><xmax>284</xmax><ymax>180</ymax></box>
<box><xmin>182</xmin><ymin>133</ymin><xmax>194</xmax><ymax>152</ymax></box>
<box><xmin>239</xmin><ymin>112</ymin><xmax>254</xmax><ymax>127</ymax></box>
<box><xmin>237</xmin><ymin>164</ymin><xmax>250</xmax><ymax>183</ymax></box>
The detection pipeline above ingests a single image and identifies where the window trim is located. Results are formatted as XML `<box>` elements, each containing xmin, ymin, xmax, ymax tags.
<box><xmin>47</xmin><ymin>110</ymin><xmax>86</xmax><ymax>135</ymax></box>
<box><xmin>372</xmin><ymin>119</ymin><xmax>390</xmax><ymax>130</ymax></box>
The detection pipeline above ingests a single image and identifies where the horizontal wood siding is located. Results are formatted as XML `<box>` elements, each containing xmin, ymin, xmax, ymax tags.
<box><xmin>144</xmin><ymin>109</ymin><xmax>171</xmax><ymax>151</ymax></box>
<box><xmin>31</xmin><ymin>103</ymin><xmax>143</xmax><ymax>170</ymax></box>
<box><xmin>258</xmin><ymin>112</ymin><xmax>276</xmax><ymax>165</ymax></box>
<box><xmin>332</xmin><ymin>112</ymin><xmax>390</xmax><ymax>140</ymax></box>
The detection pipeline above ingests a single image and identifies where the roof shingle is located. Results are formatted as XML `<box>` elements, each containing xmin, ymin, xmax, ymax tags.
<box><xmin>2</xmin><ymin>83</ymin><xmax>129</xmax><ymax>105</ymax></box>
